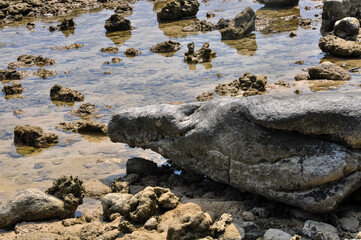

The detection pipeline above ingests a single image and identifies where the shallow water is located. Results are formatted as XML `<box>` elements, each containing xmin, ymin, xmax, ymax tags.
<box><xmin>0</xmin><ymin>0</ymin><xmax>360</xmax><ymax>203</ymax></box>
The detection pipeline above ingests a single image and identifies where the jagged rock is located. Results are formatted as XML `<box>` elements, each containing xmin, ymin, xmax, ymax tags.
<box><xmin>157</xmin><ymin>0</ymin><xmax>199</xmax><ymax>22</ymax></box>
<box><xmin>45</xmin><ymin>176</ymin><xmax>85</xmax><ymax>212</ymax></box>
<box><xmin>219</xmin><ymin>7</ymin><xmax>256</xmax><ymax>40</ymax></box>
<box><xmin>2</xmin><ymin>83</ymin><xmax>23</xmax><ymax>95</ymax></box>
<box><xmin>257</xmin><ymin>0</ymin><xmax>299</xmax><ymax>7</ymax></box>
<box><xmin>58</xmin><ymin>18</ymin><xmax>76</xmax><ymax>30</ymax></box>
<box><xmin>182</xmin><ymin>20</ymin><xmax>215</xmax><ymax>32</ymax></box>
<box><xmin>102</xmin><ymin>186</ymin><xmax>179</xmax><ymax>222</ymax></box>
<box><xmin>0</xmin><ymin>70</ymin><xmax>22</xmax><ymax>80</ymax></box>
<box><xmin>57</xmin><ymin>120</ymin><xmax>108</xmax><ymax>135</ymax></box>
<box><xmin>8</xmin><ymin>54</ymin><xmax>55</xmax><ymax>69</ymax></box>
<box><xmin>14</xmin><ymin>125</ymin><xmax>58</xmax><ymax>148</ymax></box>
<box><xmin>210</xmin><ymin>213</ymin><xmax>233</xmax><ymax>235</ymax></box>
<box><xmin>37</xmin><ymin>68</ymin><xmax>56</xmax><ymax>79</ymax></box>
<box><xmin>0</xmin><ymin>189</ymin><xmax>76</xmax><ymax>229</ymax></box>
<box><xmin>124</xmin><ymin>48</ymin><xmax>141</xmax><ymax>57</ymax></box>
<box><xmin>184</xmin><ymin>42</ymin><xmax>216</xmax><ymax>64</ymax></box>
<box><xmin>104</xmin><ymin>14</ymin><xmax>132</xmax><ymax>32</ymax></box>
<box><xmin>71</xmin><ymin>103</ymin><xmax>98</xmax><ymax>119</ymax></box>
<box><xmin>150</xmin><ymin>40</ymin><xmax>181</xmax><ymax>53</ymax></box>
<box><xmin>101</xmin><ymin>46</ymin><xmax>119</xmax><ymax>53</ymax></box>
<box><xmin>322</xmin><ymin>0</ymin><xmax>361</xmax><ymax>32</ymax></box>
<box><xmin>302</xmin><ymin>220</ymin><xmax>340</xmax><ymax>240</ymax></box>
<box><xmin>126</xmin><ymin>157</ymin><xmax>158</xmax><ymax>176</ymax></box>
<box><xmin>111</xmin><ymin>178</ymin><xmax>130</xmax><ymax>193</ymax></box>
<box><xmin>334</xmin><ymin>17</ymin><xmax>360</xmax><ymax>39</ymax></box>
<box><xmin>214</xmin><ymin>72</ymin><xmax>267</xmax><ymax>97</ymax></box>
<box><xmin>119</xmin><ymin>220</ymin><xmax>135</xmax><ymax>233</ymax></box>
<box><xmin>108</xmin><ymin>90</ymin><xmax>361</xmax><ymax>213</ymax></box>
<box><xmin>319</xmin><ymin>35</ymin><xmax>361</xmax><ymax>57</ymax></box>
<box><xmin>196</xmin><ymin>92</ymin><xmax>214</xmax><ymax>102</ymax></box>
<box><xmin>263</xmin><ymin>229</ymin><xmax>292</xmax><ymax>240</ymax></box>
<box><xmin>50</xmin><ymin>84</ymin><xmax>84</xmax><ymax>102</ymax></box>
<box><xmin>308</xmin><ymin>61</ymin><xmax>351</xmax><ymax>81</ymax></box>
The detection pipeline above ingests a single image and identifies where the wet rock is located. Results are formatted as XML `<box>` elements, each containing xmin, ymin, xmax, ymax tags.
<box><xmin>242</xmin><ymin>211</ymin><xmax>255</xmax><ymax>221</ymax></box>
<box><xmin>119</xmin><ymin>220</ymin><xmax>135</xmax><ymax>233</ymax></box>
<box><xmin>216</xmin><ymin>18</ymin><xmax>230</xmax><ymax>30</ymax></box>
<box><xmin>321</xmin><ymin>0</ymin><xmax>361</xmax><ymax>32</ymax></box>
<box><xmin>45</xmin><ymin>176</ymin><xmax>85</xmax><ymax>212</ymax></box>
<box><xmin>334</xmin><ymin>17</ymin><xmax>360</xmax><ymax>39</ymax></box>
<box><xmin>206</xmin><ymin>12</ymin><xmax>215</xmax><ymax>18</ymax></box>
<box><xmin>52</xmin><ymin>43</ymin><xmax>84</xmax><ymax>50</ymax></box>
<box><xmin>104</xmin><ymin>14</ymin><xmax>132</xmax><ymax>32</ymax></box>
<box><xmin>150</xmin><ymin>40</ymin><xmax>181</xmax><ymax>53</ymax></box>
<box><xmin>49</xmin><ymin>25</ymin><xmax>57</xmax><ymax>32</ymax></box>
<box><xmin>37</xmin><ymin>68</ymin><xmax>56</xmax><ymax>79</ymax></box>
<box><xmin>26</xmin><ymin>21</ymin><xmax>35</xmax><ymax>30</ymax></box>
<box><xmin>308</xmin><ymin>61</ymin><xmax>351</xmax><ymax>81</ymax></box>
<box><xmin>115</xmin><ymin>3</ymin><xmax>133</xmax><ymax>14</ymax></box>
<box><xmin>157</xmin><ymin>0</ymin><xmax>199</xmax><ymax>22</ymax></box>
<box><xmin>144</xmin><ymin>217</ymin><xmax>158</xmax><ymax>230</ymax></box>
<box><xmin>339</xmin><ymin>216</ymin><xmax>359</xmax><ymax>232</ymax></box>
<box><xmin>219</xmin><ymin>7</ymin><xmax>256</xmax><ymax>40</ymax></box>
<box><xmin>263</xmin><ymin>228</ymin><xmax>292</xmax><ymax>240</ymax></box>
<box><xmin>126</xmin><ymin>157</ymin><xmax>158</xmax><ymax>177</ymax></box>
<box><xmin>196</xmin><ymin>92</ymin><xmax>214</xmax><ymax>102</ymax></box>
<box><xmin>0</xmin><ymin>189</ymin><xmax>77</xmax><ymax>229</ymax></box>
<box><xmin>14</xmin><ymin>125</ymin><xmax>58</xmax><ymax>148</ymax></box>
<box><xmin>108</xmin><ymin>91</ymin><xmax>361</xmax><ymax>213</ymax></box>
<box><xmin>58</xmin><ymin>120</ymin><xmax>108</xmax><ymax>135</ymax></box>
<box><xmin>182</xmin><ymin>20</ymin><xmax>215</xmax><ymax>32</ymax></box>
<box><xmin>101</xmin><ymin>46</ymin><xmax>119</xmax><ymax>53</ymax></box>
<box><xmin>299</xmin><ymin>18</ymin><xmax>312</xmax><ymax>29</ymax></box>
<box><xmin>13</xmin><ymin>109</ymin><xmax>23</xmax><ymax>115</ymax></box>
<box><xmin>215</xmin><ymin>72</ymin><xmax>267</xmax><ymax>97</ymax></box>
<box><xmin>83</xmin><ymin>179</ymin><xmax>111</xmax><ymax>198</ymax></box>
<box><xmin>223</xmin><ymin>223</ymin><xmax>244</xmax><ymax>240</ymax></box>
<box><xmin>124</xmin><ymin>48</ymin><xmax>141</xmax><ymax>57</ymax></box>
<box><xmin>184</xmin><ymin>42</ymin><xmax>216</xmax><ymax>64</ymax></box>
<box><xmin>319</xmin><ymin>34</ymin><xmax>361</xmax><ymax>57</ymax></box>
<box><xmin>258</xmin><ymin>0</ymin><xmax>299</xmax><ymax>7</ymax></box>
<box><xmin>302</xmin><ymin>220</ymin><xmax>340</xmax><ymax>240</ymax></box>
<box><xmin>8</xmin><ymin>54</ymin><xmax>55</xmax><ymax>69</ymax></box>
<box><xmin>294</xmin><ymin>73</ymin><xmax>308</xmax><ymax>81</ymax></box>
<box><xmin>71</xmin><ymin>103</ymin><xmax>98</xmax><ymax>119</ymax></box>
<box><xmin>50</xmin><ymin>84</ymin><xmax>84</xmax><ymax>102</ymax></box>
<box><xmin>102</xmin><ymin>186</ymin><xmax>179</xmax><ymax>222</ymax></box>
<box><xmin>111</xmin><ymin>179</ymin><xmax>130</xmax><ymax>193</ymax></box>
<box><xmin>112</xmin><ymin>57</ymin><xmax>122</xmax><ymax>63</ymax></box>
<box><xmin>58</xmin><ymin>18</ymin><xmax>76</xmax><ymax>30</ymax></box>
<box><xmin>2</xmin><ymin>83</ymin><xmax>23</xmax><ymax>95</ymax></box>
<box><xmin>0</xmin><ymin>70</ymin><xmax>22</xmax><ymax>80</ymax></box>
<box><xmin>210</xmin><ymin>213</ymin><xmax>232</xmax><ymax>234</ymax></box>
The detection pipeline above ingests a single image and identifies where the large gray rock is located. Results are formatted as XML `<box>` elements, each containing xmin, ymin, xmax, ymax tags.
<box><xmin>334</xmin><ymin>17</ymin><xmax>360</xmax><ymax>39</ymax></box>
<box><xmin>0</xmin><ymin>189</ymin><xmax>76</xmax><ymax>229</ymax></box>
<box><xmin>109</xmin><ymin>91</ymin><xmax>361</xmax><ymax>213</ymax></box>
<box><xmin>322</xmin><ymin>0</ymin><xmax>361</xmax><ymax>32</ymax></box>
<box><xmin>220</xmin><ymin>7</ymin><xmax>256</xmax><ymax>40</ymax></box>
<box><xmin>257</xmin><ymin>0</ymin><xmax>299</xmax><ymax>7</ymax></box>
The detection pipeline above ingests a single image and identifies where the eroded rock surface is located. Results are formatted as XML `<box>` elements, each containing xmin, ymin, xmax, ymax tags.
<box><xmin>0</xmin><ymin>70</ymin><xmax>22</xmax><ymax>80</ymax></box>
<box><xmin>182</xmin><ymin>20</ymin><xmax>215</xmax><ymax>32</ymax></box>
<box><xmin>150</xmin><ymin>40</ymin><xmax>181</xmax><ymax>53</ymax></box>
<box><xmin>57</xmin><ymin>120</ymin><xmax>108</xmax><ymax>135</ymax></box>
<box><xmin>257</xmin><ymin>0</ymin><xmax>299</xmax><ymax>7</ymax></box>
<box><xmin>71</xmin><ymin>103</ymin><xmax>99</xmax><ymax>119</ymax></box>
<box><xmin>307</xmin><ymin>61</ymin><xmax>351</xmax><ymax>81</ymax></box>
<box><xmin>319</xmin><ymin>34</ymin><xmax>361</xmax><ymax>57</ymax></box>
<box><xmin>104</xmin><ymin>14</ymin><xmax>132</xmax><ymax>32</ymax></box>
<box><xmin>14</xmin><ymin>125</ymin><xmax>58</xmax><ymax>148</ymax></box>
<box><xmin>184</xmin><ymin>42</ymin><xmax>216</xmax><ymax>64</ymax></box>
<box><xmin>157</xmin><ymin>0</ymin><xmax>199</xmax><ymax>22</ymax></box>
<box><xmin>8</xmin><ymin>55</ymin><xmax>55</xmax><ymax>69</ymax></box>
<box><xmin>50</xmin><ymin>84</ymin><xmax>84</xmax><ymax>102</ymax></box>
<box><xmin>109</xmin><ymin>91</ymin><xmax>361</xmax><ymax>213</ymax></box>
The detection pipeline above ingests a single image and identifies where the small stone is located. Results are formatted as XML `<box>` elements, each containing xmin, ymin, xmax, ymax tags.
<box><xmin>240</xmin><ymin>222</ymin><xmax>262</xmax><ymax>239</ymax></box>
<box><xmin>302</xmin><ymin>220</ymin><xmax>340</xmax><ymax>240</ymax></box>
<box><xmin>50</xmin><ymin>84</ymin><xmax>84</xmax><ymax>102</ymax></box>
<box><xmin>144</xmin><ymin>217</ymin><xmax>158</xmax><ymax>230</ymax></box>
<box><xmin>252</xmin><ymin>207</ymin><xmax>270</xmax><ymax>218</ymax></box>
<box><xmin>295</xmin><ymin>60</ymin><xmax>304</xmax><ymax>64</ymax></box>
<box><xmin>124</xmin><ymin>48</ymin><xmax>141</xmax><ymax>57</ymax></box>
<box><xmin>289</xmin><ymin>31</ymin><xmax>297</xmax><ymax>37</ymax></box>
<box><xmin>126</xmin><ymin>157</ymin><xmax>158</xmax><ymax>177</ymax></box>
<box><xmin>242</xmin><ymin>211</ymin><xmax>255</xmax><ymax>221</ymax></box>
<box><xmin>58</xmin><ymin>18</ymin><xmax>76</xmax><ymax>30</ymax></box>
<box><xmin>13</xmin><ymin>109</ymin><xmax>23</xmax><ymax>115</ymax></box>
<box><xmin>49</xmin><ymin>25</ymin><xmax>57</xmax><ymax>32</ymax></box>
<box><xmin>101</xmin><ymin>46</ymin><xmax>118</xmax><ymax>53</ymax></box>
<box><xmin>339</xmin><ymin>216</ymin><xmax>359</xmax><ymax>232</ymax></box>
<box><xmin>263</xmin><ymin>228</ymin><xmax>292</xmax><ymax>240</ymax></box>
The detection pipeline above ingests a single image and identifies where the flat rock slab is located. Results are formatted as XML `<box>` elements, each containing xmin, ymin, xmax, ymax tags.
<box><xmin>109</xmin><ymin>91</ymin><xmax>361</xmax><ymax>213</ymax></box>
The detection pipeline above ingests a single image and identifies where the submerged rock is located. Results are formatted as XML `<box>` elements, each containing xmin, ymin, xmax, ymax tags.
<box><xmin>108</xmin><ymin>91</ymin><xmax>361</xmax><ymax>213</ymax></box>
<box><xmin>2</xmin><ymin>83</ymin><xmax>23</xmax><ymax>95</ymax></box>
<box><xmin>8</xmin><ymin>54</ymin><xmax>55</xmax><ymax>69</ymax></box>
<box><xmin>302</xmin><ymin>220</ymin><xmax>340</xmax><ymax>240</ymax></box>
<box><xmin>215</xmin><ymin>72</ymin><xmax>267</xmax><ymax>97</ymax></box>
<box><xmin>57</xmin><ymin>120</ymin><xmax>108</xmax><ymax>135</ymax></box>
<box><xmin>150</xmin><ymin>40</ymin><xmax>181</xmax><ymax>53</ymax></box>
<box><xmin>71</xmin><ymin>103</ymin><xmax>98</xmax><ymax>118</ymax></box>
<box><xmin>126</xmin><ymin>157</ymin><xmax>158</xmax><ymax>177</ymax></box>
<box><xmin>0</xmin><ymin>70</ymin><xmax>22</xmax><ymax>80</ymax></box>
<box><xmin>307</xmin><ymin>61</ymin><xmax>351</xmax><ymax>81</ymax></box>
<box><xmin>184</xmin><ymin>42</ymin><xmax>216</xmax><ymax>64</ymax></box>
<box><xmin>115</xmin><ymin>3</ymin><xmax>133</xmax><ymax>14</ymax></box>
<box><xmin>196</xmin><ymin>92</ymin><xmax>214</xmax><ymax>102</ymax></box>
<box><xmin>50</xmin><ymin>84</ymin><xmax>84</xmax><ymax>102</ymax></box>
<box><xmin>46</xmin><ymin>176</ymin><xmax>84</xmax><ymax>213</ymax></box>
<box><xmin>104</xmin><ymin>14</ymin><xmax>132</xmax><ymax>32</ymax></box>
<box><xmin>58</xmin><ymin>18</ymin><xmax>76</xmax><ymax>30</ymax></box>
<box><xmin>37</xmin><ymin>68</ymin><xmax>56</xmax><ymax>79</ymax></box>
<box><xmin>334</xmin><ymin>17</ymin><xmax>360</xmax><ymax>39</ymax></box>
<box><xmin>257</xmin><ymin>0</ymin><xmax>299</xmax><ymax>7</ymax></box>
<box><xmin>219</xmin><ymin>7</ymin><xmax>256</xmax><ymax>40</ymax></box>
<box><xmin>319</xmin><ymin>34</ymin><xmax>361</xmax><ymax>57</ymax></box>
<box><xmin>14</xmin><ymin>125</ymin><xmax>58</xmax><ymax>148</ymax></box>
<box><xmin>157</xmin><ymin>0</ymin><xmax>199</xmax><ymax>22</ymax></box>
<box><xmin>0</xmin><ymin>189</ymin><xmax>77</xmax><ymax>229</ymax></box>
<box><xmin>124</xmin><ymin>48</ymin><xmax>141</xmax><ymax>57</ymax></box>
<box><xmin>182</xmin><ymin>20</ymin><xmax>215</xmax><ymax>32</ymax></box>
<box><xmin>101</xmin><ymin>46</ymin><xmax>119</xmax><ymax>53</ymax></box>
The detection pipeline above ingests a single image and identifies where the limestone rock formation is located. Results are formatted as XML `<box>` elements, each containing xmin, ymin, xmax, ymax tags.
<box><xmin>2</xmin><ymin>83</ymin><xmax>23</xmax><ymax>95</ymax></box>
<box><xmin>14</xmin><ymin>125</ymin><xmax>58</xmax><ymax>148</ymax></box>
<box><xmin>319</xmin><ymin>34</ymin><xmax>361</xmax><ymax>57</ymax></box>
<box><xmin>219</xmin><ymin>7</ymin><xmax>256</xmax><ymax>40</ymax></box>
<box><xmin>57</xmin><ymin>120</ymin><xmax>108</xmax><ymax>135</ymax></box>
<box><xmin>150</xmin><ymin>40</ymin><xmax>181</xmax><ymax>54</ymax></box>
<box><xmin>108</xmin><ymin>91</ymin><xmax>361</xmax><ymax>213</ymax></box>
<box><xmin>157</xmin><ymin>0</ymin><xmax>199</xmax><ymax>22</ymax></box>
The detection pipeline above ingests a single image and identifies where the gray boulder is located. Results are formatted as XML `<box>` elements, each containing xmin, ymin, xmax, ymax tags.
<box><xmin>109</xmin><ymin>91</ymin><xmax>361</xmax><ymax>213</ymax></box>
<box><xmin>257</xmin><ymin>0</ymin><xmax>299</xmax><ymax>7</ymax></box>
<box><xmin>322</xmin><ymin>0</ymin><xmax>361</xmax><ymax>32</ymax></box>
<box><xmin>0</xmin><ymin>189</ymin><xmax>76</xmax><ymax>229</ymax></box>
<box><xmin>220</xmin><ymin>7</ymin><xmax>256</xmax><ymax>40</ymax></box>
<box><xmin>334</xmin><ymin>17</ymin><xmax>360</xmax><ymax>39</ymax></box>
<box><xmin>157</xmin><ymin>0</ymin><xmax>199</xmax><ymax>22</ymax></box>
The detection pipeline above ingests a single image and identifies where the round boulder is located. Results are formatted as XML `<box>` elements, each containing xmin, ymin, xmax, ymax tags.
<box><xmin>334</xmin><ymin>17</ymin><xmax>360</xmax><ymax>39</ymax></box>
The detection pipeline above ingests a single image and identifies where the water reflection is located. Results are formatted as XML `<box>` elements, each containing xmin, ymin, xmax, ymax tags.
<box><xmin>221</xmin><ymin>33</ymin><xmax>257</xmax><ymax>56</ymax></box>
<box><xmin>60</xmin><ymin>29</ymin><xmax>75</xmax><ymax>37</ymax></box>
<box><xmin>80</xmin><ymin>132</ymin><xmax>109</xmax><ymax>143</ymax></box>
<box><xmin>158</xmin><ymin>19</ymin><xmax>200</xmax><ymax>38</ymax></box>
<box><xmin>15</xmin><ymin>144</ymin><xmax>44</xmax><ymax>157</ymax></box>
<box><xmin>256</xmin><ymin>6</ymin><xmax>300</xmax><ymax>34</ymax></box>
<box><xmin>105</xmin><ymin>30</ymin><xmax>132</xmax><ymax>45</ymax></box>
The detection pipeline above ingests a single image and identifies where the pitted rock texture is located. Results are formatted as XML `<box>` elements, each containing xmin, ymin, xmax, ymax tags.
<box><xmin>319</xmin><ymin>34</ymin><xmax>361</xmax><ymax>57</ymax></box>
<box><xmin>57</xmin><ymin>120</ymin><xmax>108</xmax><ymax>135</ymax></box>
<box><xmin>50</xmin><ymin>84</ymin><xmax>84</xmax><ymax>102</ymax></box>
<box><xmin>14</xmin><ymin>125</ymin><xmax>58</xmax><ymax>148</ymax></box>
<box><xmin>157</xmin><ymin>0</ymin><xmax>199</xmax><ymax>22</ymax></box>
<box><xmin>109</xmin><ymin>91</ymin><xmax>361</xmax><ymax>213</ymax></box>
<box><xmin>257</xmin><ymin>0</ymin><xmax>299</xmax><ymax>7</ymax></box>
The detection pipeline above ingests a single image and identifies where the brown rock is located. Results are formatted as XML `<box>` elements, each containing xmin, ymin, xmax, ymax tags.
<box><xmin>57</xmin><ymin>120</ymin><xmax>108</xmax><ymax>135</ymax></box>
<box><xmin>50</xmin><ymin>84</ymin><xmax>84</xmax><ymax>102</ymax></box>
<box><xmin>14</xmin><ymin>125</ymin><xmax>58</xmax><ymax>148</ymax></box>
<box><xmin>2</xmin><ymin>83</ymin><xmax>23</xmax><ymax>95</ymax></box>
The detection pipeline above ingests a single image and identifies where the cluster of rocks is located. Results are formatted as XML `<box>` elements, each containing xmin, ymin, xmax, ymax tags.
<box><xmin>214</xmin><ymin>72</ymin><xmax>267</xmax><ymax>97</ymax></box>
<box><xmin>184</xmin><ymin>42</ymin><xmax>216</xmax><ymax>64</ymax></box>
<box><xmin>294</xmin><ymin>61</ymin><xmax>351</xmax><ymax>81</ymax></box>
<box><xmin>124</xmin><ymin>47</ymin><xmax>141</xmax><ymax>57</ymax></box>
